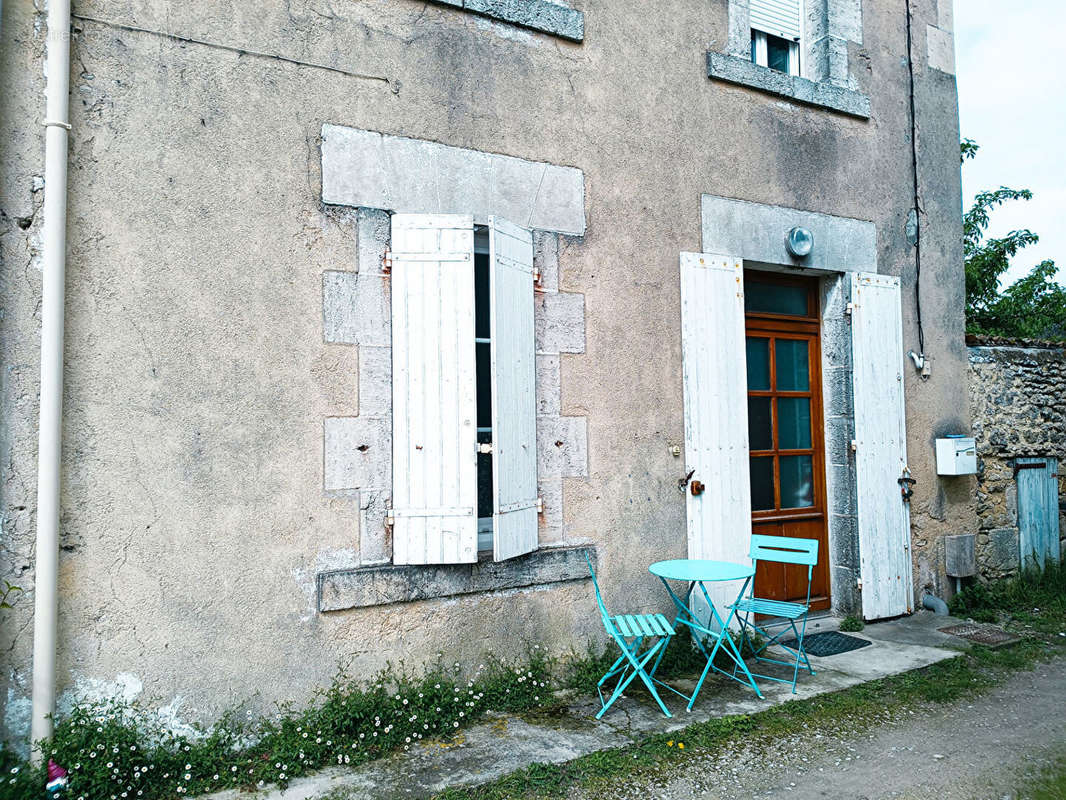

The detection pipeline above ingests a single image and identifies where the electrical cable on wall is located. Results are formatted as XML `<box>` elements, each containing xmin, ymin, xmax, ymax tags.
<box><xmin>904</xmin><ymin>0</ymin><xmax>928</xmax><ymax>372</ymax></box>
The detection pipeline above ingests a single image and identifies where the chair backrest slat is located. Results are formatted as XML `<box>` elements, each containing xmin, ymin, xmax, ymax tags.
<box><xmin>585</xmin><ymin>553</ymin><xmax>611</xmax><ymax>620</ymax></box>
<box><xmin>749</xmin><ymin>534</ymin><xmax>818</xmax><ymax>567</ymax></box>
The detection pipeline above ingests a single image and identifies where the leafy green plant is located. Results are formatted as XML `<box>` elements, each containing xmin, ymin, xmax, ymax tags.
<box><xmin>0</xmin><ymin>650</ymin><xmax>554</xmax><ymax>800</ymax></box>
<box><xmin>838</xmin><ymin>615</ymin><xmax>864</xmax><ymax>632</ymax></box>
<box><xmin>962</xmin><ymin>139</ymin><xmax>1066</xmax><ymax>340</ymax></box>
<box><xmin>949</xmin><ymin>561</ymin><xmax>1066</xmax><ymax>632</ymax></box>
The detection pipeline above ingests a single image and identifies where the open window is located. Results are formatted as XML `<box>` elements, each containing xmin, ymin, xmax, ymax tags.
<box><xmin>750</xmin><ymin>0</ymin><xmax>802</xmax><ymax>76</ymax></box>
<box><xmin>390</xmin><ymin>214</ymin><xmax>538</xmax><ymax>566</ymax></box>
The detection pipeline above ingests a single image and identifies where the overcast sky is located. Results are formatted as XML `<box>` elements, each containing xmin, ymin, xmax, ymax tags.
<box><xmin>955</xmin><ymin>0</ymin><xmax>1065</xmax><ymax>286</ymax></box>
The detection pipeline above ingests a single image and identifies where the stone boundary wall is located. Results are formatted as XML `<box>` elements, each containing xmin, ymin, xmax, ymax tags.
<box><xmin>968</xmin><ymin>341</ymin><xmax>1066</xmax><ymax>578</ymax></box>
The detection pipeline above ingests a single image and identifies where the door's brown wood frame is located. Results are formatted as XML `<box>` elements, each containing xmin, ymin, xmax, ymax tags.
<box><xmin>744</xmin><ymin>271</ymin><xmax>831</xmax><ymax>611</ymax></box>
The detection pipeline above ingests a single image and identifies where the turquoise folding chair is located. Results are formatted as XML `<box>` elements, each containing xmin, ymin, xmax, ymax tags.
<box><xmin>585</xmin><ymin>554</ymin><xmax>682</xmax><ymax>719</ymax></box>
<box><xmin>729</xmin><ymin>535</ymin><xmax>819</xmax><ymax>693</ymax></box>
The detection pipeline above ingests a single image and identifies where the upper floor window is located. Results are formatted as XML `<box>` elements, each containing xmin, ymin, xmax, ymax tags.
<box><xmin>750</xmin><ymin>0</ymin><xmax>802</xmax><ymax>76</ymax></box>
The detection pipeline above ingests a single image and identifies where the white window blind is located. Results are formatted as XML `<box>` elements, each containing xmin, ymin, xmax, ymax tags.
<box><xmin>488</xmin><ymin>217</ymin><xmax>539</xmax><ymax>561</ymax></box>
<box><xmin>391</xmin><ymin>214</ymin><xmax>478</xmax><ymax>565</ymax></box>
<box><xmin>750</xmin><ymin>0</ymin><xmax>802</xmax><ymax>41</ymax></box>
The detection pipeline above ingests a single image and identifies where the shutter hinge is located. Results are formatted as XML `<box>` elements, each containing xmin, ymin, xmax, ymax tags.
<box><xmin>850</xmin><ymin>439</ymin><xmax>858</xmax><ymax>452</ymax></box>
<box><xmin>382</xmin><ymin>250</ymin><xmax>393</xmax><ymax>273</ymax></box>
<box><xmin>536</xmin><ymin>496</ymin><xmax>544</xmax><ymax>514</ymax></box>
<box><xmin>845</xmin><ymin>302</ymin><xmax>855</xmax><ymax>316</ymax></box>
<box><xmin>477</xmin><ymin>442</ymin><xmax>494</xmax><ymax>454</ymax></box>
<box><xmin>857</xmin><ymin>578</ymin><xmax>863</xmax><ymax>591</ymax></box>
<box><xmin>385</xmin><ymin>509</ymin><xmax>395</xmax><ymax>529</ymax></box>
<box><xmin>533</xmin><ymin>267</ymin><xmax>542</xmax><ymax>286</ymax></box>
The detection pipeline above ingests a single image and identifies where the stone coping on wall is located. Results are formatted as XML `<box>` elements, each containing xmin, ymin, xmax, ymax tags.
<box><xmin>705</xmin><ymin>52</ymin><xmax>871</xmax><ymax>118</ymax></box>
<box><xmin>429</xmin><ymin>0</ymin><xmax>584</xmax><ymax>42</ymax></box>
<box><xmin>966</xmin><ymin>334</ymin><xmax>1066</xmax><ymax>349</ymax></box>
<box><xmin>317</xmin><ymin>545</ymin><xmax>595</xmax><ymax>611</ymax></box>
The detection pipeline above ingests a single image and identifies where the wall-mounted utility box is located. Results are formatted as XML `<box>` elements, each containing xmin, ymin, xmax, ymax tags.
<box><xmin>935</xmin><ymin>436</ymin><xmax>977</xmax><ymax>475</ymax></box>
<box><xmin>945</xmin><ymin>533</ymin><xmax>976</xmax><ymax>577</ymax></box>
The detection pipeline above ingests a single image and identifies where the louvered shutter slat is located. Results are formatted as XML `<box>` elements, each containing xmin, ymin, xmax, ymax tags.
<box><xmin>391</xmin><ymin>214</ymin><xmax>478</xmax><ymax>565</ymax></box>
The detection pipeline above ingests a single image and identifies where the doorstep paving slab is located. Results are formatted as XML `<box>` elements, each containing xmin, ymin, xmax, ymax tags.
<box><xmin>201</xmin><ymin>612</ymin><xmax>964</xmax><ymax>800</ymax></box>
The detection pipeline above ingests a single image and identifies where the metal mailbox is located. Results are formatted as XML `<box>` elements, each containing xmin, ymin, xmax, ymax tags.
<box><xmin>935</xmin><ymin>436</ymin><xmax>977</xmax><ymax>476</ymax></box>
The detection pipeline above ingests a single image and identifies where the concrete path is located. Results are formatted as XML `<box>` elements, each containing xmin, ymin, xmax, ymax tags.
<box><xmin>203</xmin><ymin>612</ymin><xmax>968</xmax><ymax>800</ymax></box>
<box><xmin>586</xmin><ymin>656</ymin><xmax>1066</xmax><ymax>800</ymax></box>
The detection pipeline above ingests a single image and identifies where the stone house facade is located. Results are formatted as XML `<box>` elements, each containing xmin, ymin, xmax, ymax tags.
<box><xmin>1</xmin><ymin>0</ymin><xmax>972</xmax><ymax>744</ymax></box>
<box><xmin>968</xmin><ymin>337</ymin><xmax>1065</xmax><ymax>579</ymax></box>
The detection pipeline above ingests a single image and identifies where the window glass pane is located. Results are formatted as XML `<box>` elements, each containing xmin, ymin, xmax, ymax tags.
<box><xmin>780</xmin><ymin>455</ymin><xmax>814</xmax><ymax>508</ymax></box>
<box><xmin>775</xmin><ymin>339</ymin><xmax>810</xmax><ymax>391</ymax></box>
<box><xmin>745</xmin><ymin>281</ymin><xmax>809</xmax><ymax>316</ymax></box>
<box><xmin>476</xmin><ymin>342</ymin><xmax>492</xmax><ymax>428</ymax></box>
<box><xmin>475</xmin><ymin>251</ymin><xmax>490</xmax><ymax>339</ymax></box>
<box><xmin>766</xmin><ymin>34</ymin><xmax>791</xmax><ymax>73</ymax></box>
<box><xmin>748</xmin><ymin>397</ymin><xmax>772</xmax><ymax>451</ymax></box>
<box><xmin>477</xmin><ymin>431</ymin><xmax>493</xmax><ymax>520</ymax></box>
<box><xmin>746</xmin><ymin>337</ymin><xmax>771</xmax><ymax>391</ymax></box>
<box><xmin>778</xmin><ymin>397</ymin><xmax>811</xmax><ymax>449</ymax></box>
<box><xmin>750</xmin><ymin>457</ymin><xmax>775</xmax><ymax>511</ymax></box>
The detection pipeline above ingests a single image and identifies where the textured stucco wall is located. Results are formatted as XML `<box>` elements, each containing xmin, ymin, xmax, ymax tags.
<box><xmin>969</xmin><ymin>343</ymin><xmax>1066</xmax><ymax>578</ymax></box>
<box><xmin>0</xmin><ymin>0</ymin><xmax>970</xmax><ymax>743</ymax></box>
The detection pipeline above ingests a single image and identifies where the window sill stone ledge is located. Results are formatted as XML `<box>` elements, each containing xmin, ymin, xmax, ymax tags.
<box><xmin>317</xmin><ymin>544</ymin><xmax>595</xmax><ymax>612</ymax></box>
<box><xmin>430</xmin><ymin>0</ymin><xmax>584</xmax><ymax>42</ymax></box>
<box><xmin>706</xmin><ymin>52</ymin><xmax>870</xmax><ymax>119</ymax></box>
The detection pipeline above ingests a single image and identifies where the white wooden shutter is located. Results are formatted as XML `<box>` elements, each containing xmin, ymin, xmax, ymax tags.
<box><xmin>851</xmin><ymin>272</ymin><xmax>914</xmax><ymax>619</ymax></box>
<box><xmin>750</xmin><ymin>0</ymin><xmax>802</xmax><ymax>40</ymax></box>
<box><xmin>391</xmin><ymin>214</ymin><xmax>478</xmax><ymax>565</ymax></box>
<box><xmin>680</xmin><ymin>252</ymin><xmax>752</xmax><ymax>624</ymax></box>
<box><xmin>489</xmin><ymin>217</ymin><xmax>539</xmax><ymax>561</ymax></box>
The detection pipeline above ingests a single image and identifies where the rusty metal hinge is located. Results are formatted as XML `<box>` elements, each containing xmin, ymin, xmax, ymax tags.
<box><xmin>845</xmin><ymin>302</ymin><xmax>855</xmax><ymax>316</ymax></box>
<box><xmin>533</xmin><ymin>267</ymin><xmax>542</xmax><ymax>286</ymax></box>
<box><xmin>382</xmin><ymin>250</ymin><xmax>393</xmax><ymax>273</ymax></box>
<box><xmin>536</xmin><ymin>496</ymin><xmax>544</xmax><ymax>514</ymax></box>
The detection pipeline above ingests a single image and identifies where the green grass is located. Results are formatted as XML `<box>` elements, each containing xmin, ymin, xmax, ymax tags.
<box><xmin>1019</xmin><ymin>752</ymin><xmax>1066</xmax><ymax>800</ymax></box>
<box><xmin>950</xmin><ymin>560</ymin><xmax>1066</xmax><ymax>634</ymax></box>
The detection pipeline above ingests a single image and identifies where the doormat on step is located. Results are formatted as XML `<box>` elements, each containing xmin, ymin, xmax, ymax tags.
<box><xmin>937</xmin><ymin>623</ymin><xmax>1021</xmax><ymax>648</ymax></box>
<box><xmin>779</xmin><ymin>631</ymin><xmax>872</xmax><ymax>657</ymax></box>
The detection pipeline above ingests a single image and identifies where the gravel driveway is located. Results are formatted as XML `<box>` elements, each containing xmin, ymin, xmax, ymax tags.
<box><xmin>569</xmin><ymin>657</ymin><xmax>1066</xmax><ymax>800</ymax></box>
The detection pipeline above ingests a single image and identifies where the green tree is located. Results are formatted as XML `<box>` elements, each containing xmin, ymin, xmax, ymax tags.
<box><xmin>962</xmin><ymin>139</ymin><xmax>1066</xmax><ymax>339</ymax></box>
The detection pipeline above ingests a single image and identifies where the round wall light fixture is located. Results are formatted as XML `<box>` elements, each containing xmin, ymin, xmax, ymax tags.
<box><xmin>786</xmin><ymin>226</ymin><xmax>814</xmax><ymax>258</ymax></box>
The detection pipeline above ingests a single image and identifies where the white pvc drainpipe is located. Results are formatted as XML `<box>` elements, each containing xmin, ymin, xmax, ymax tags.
<box><xmin>31</xmin><ymin>0</ymin><xmax>72</xmax><ymax>763</ymax></box>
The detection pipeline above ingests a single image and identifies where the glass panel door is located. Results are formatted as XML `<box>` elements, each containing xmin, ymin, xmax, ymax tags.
<box><xmin>746</xmin><ymin>335</ymin><xmax>818</xmax><ymax>511</ymax></box>
<box><xmin>744</xmin><ymin>270</ymin><xmax>830</xmax><ymax>611</ymax></box>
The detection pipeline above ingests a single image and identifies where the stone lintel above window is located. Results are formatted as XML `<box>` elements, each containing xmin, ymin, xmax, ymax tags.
<box><xmin>429</xmin><ymin>0</ymin><xmax>584</xmax><ymax>42</ymax></box>
<box><xmin>706</xmin><ymin>52</ymin><xmax>871</xmax><ymax>118</ymax></box>
<box><xmin>317</xmin><ymin>544</ymin><xmax>595</xmax><ymax>611</ymax></box>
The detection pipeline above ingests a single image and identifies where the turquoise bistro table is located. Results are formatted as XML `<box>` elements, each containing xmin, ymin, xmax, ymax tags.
<box><xmin>649</xmin><ymin>559</ymin><xmax>763</xmax><ymax>707</ymax></box>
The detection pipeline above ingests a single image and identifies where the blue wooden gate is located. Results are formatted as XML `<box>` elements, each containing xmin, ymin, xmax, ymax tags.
<box><xmin>1016</xmin><ymin>457</ymin><xmax>1060</xmax><ymax>569</ymax></box>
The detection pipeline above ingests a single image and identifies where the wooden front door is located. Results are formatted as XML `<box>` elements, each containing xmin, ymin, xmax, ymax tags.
<box><xmin>744</xmin><ymin>272</ymin><xmax>831</xmax><ymax>611</ymax></box>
